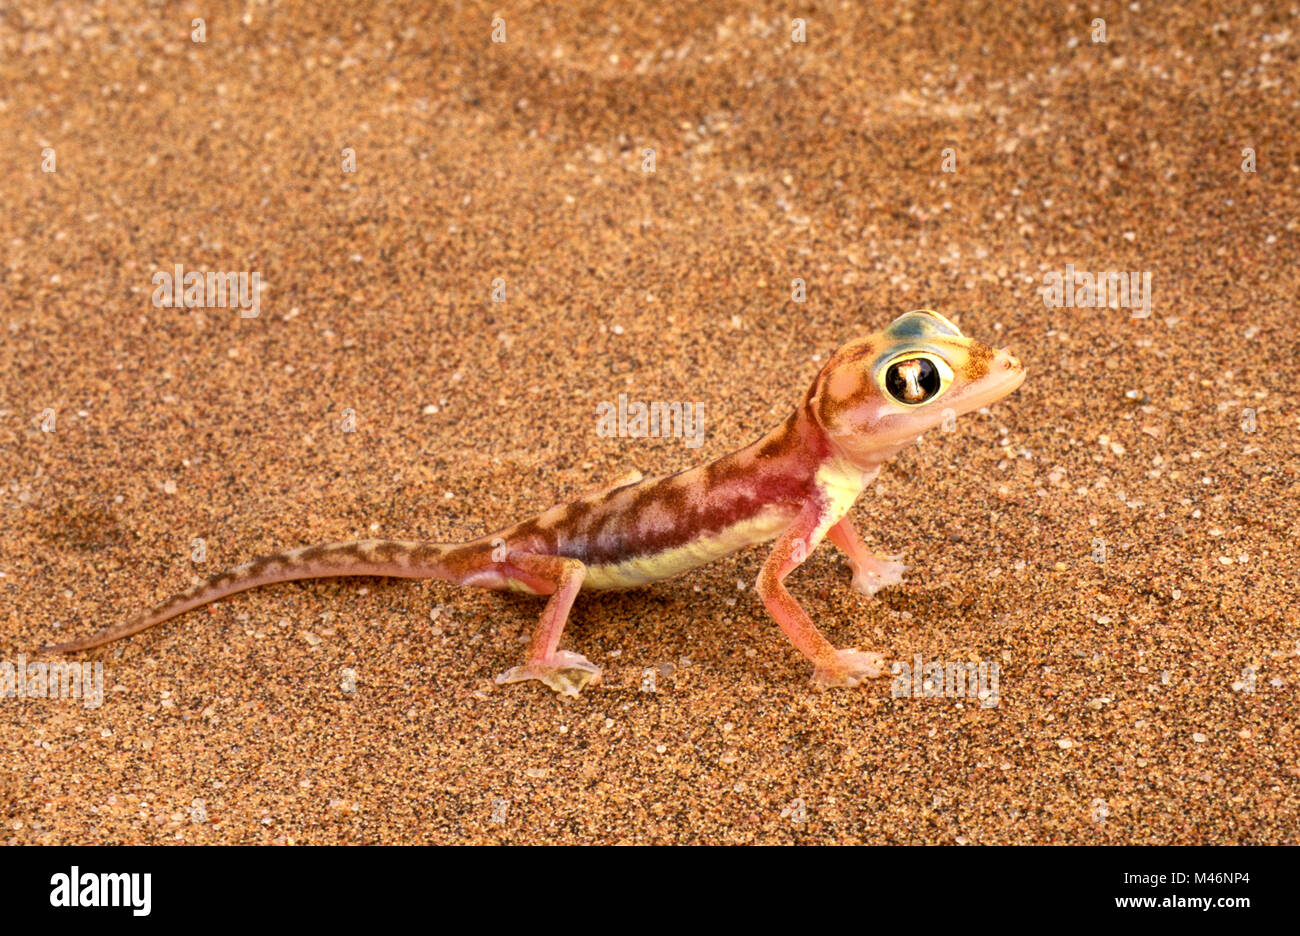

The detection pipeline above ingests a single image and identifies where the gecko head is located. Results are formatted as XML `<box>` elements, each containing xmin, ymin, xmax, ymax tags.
<box><xmin>806</xmin><ymin>310</ymin><xmax>1026</xmax><ymax>465</ymax></box>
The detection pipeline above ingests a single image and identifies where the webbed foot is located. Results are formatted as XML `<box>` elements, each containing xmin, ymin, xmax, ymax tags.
<box><xmin>496</xmin><ymin>650</ymin><xmax>603</xmax><ymax>697</ymax></box>
<box><xmin>811</xmin><ymin>648</ymin><xmax>887</xmax><ymax>689</ymax></box>
<box><xmin>850</xmin><ymin>556</ymin><xmax>907</xmax><ymax>597</ymax></box>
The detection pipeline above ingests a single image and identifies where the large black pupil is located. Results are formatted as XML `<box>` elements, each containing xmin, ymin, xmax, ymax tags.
<box><xmin>886</xmin><ymin>358</ymin><xmax>939</xmax><ymax>403</ymax></box>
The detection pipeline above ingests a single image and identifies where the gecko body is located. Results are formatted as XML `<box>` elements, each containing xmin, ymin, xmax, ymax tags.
<box><xmin>50</xmin><ymin>310</ymin><xmax>1025</xmax><ymax>696</ymax></box>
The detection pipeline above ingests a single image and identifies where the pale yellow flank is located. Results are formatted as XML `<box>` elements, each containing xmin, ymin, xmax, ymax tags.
<box><xmin>810</xmin><ymin>456</ymin><xmax>877</xmax><ymax>543</ymax></box>
<box><xmin>583</xmin><ymin>506</ymin><xmax>792</xmax><ymax>589</ymax></box>
<box><xmin>583</xmin><ymin>457</ymin><xmax>876</xmax><ymax>590</ymax></box>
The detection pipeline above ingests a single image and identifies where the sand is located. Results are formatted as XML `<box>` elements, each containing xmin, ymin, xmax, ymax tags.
<box><xmin>1</xmin><ymin>1</ymin><xmax>1297</xmax><ymax>844</ymax></box>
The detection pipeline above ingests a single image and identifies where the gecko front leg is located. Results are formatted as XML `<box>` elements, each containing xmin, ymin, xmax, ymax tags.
<box><xmin>756</xmin><ymin>509</ymin><xmax>885</xmax><ymax>689</ymax></box>
<box><xmin>826</xmin><ymin>517</ymin><xmax>907</xmax><ymax>597</ymax></box>
<box><xmin>494</xmin><ymin>552</ymin><xmax>601</xmax><ymax>697</ymax></box>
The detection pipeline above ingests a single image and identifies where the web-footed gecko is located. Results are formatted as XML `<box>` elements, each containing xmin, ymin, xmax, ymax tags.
<box><xmin>49</xmin><ymin>310</ymin><xmax>1025</xmax><ymax>696</ymax></box>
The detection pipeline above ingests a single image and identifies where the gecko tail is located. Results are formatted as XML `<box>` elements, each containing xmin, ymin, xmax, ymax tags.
<box><xmin>45</xmin><ymin>539</ymin><xmax>465</xmax><ymax>653</ymax></box>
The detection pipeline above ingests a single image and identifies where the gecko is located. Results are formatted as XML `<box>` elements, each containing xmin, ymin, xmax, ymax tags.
<box><xmin>48</xmin><ymin>310</ymin><xmax>1025</xmax><ymax>696</ymax></box>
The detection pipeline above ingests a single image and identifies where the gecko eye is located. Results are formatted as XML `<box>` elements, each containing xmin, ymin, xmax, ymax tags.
<box><xmin>882</xmin><ymin>354</ymin><xmax>952</xmax><ymax>405</ymax></box>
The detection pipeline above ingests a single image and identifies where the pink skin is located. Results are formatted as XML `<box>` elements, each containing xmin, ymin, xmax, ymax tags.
<box><xmin>48</xmin><ymin>312</ymin><xmax>1026</xmax><ymax>696</ymax></box>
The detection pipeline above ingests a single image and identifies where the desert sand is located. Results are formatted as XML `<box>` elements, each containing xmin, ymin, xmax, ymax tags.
<box><xmin>1</xmin><ymin>1</ymin><xmax>1297</xmax><ymax>844</ymax></box>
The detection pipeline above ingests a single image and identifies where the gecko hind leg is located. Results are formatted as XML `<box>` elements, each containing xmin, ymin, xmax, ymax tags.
<box><xmin>494</xmin><ymin>553</ymin><xmax>600</xmax><ymax>697</ymax></box>
<box><xmin>827</xmin><ymin>517</ymin><xmax>907</xmax><ymax>597</ymax></box>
